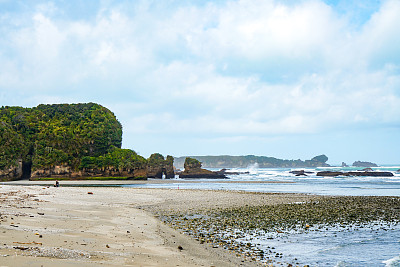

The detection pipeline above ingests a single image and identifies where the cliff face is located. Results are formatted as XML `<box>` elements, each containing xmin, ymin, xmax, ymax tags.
<box><xmin>0</xmin><ymin>103</ymin><xmax>148</xmax><ymax>181</ymax></box>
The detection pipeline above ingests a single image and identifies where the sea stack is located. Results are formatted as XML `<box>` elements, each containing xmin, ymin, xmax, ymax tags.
<box><xmin>179</xmin><ymin>157</ymin><xmax>226</xmax><ymax>179</ymax></box>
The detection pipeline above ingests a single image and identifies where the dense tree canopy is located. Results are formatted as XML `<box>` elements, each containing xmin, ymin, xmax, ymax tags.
<box><xmin>0</xmin><ymin>103</ymin><xmax>127</xmax><ymax>172</ymax></box>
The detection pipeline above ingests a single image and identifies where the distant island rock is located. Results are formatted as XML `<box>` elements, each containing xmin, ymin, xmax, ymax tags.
<box><xmin>179</xmin><ymin>157</ymin><xmax>226</xmax><ymax>179</ymax></box>
<box><xmin>0</xmin><ymin>103</ymin><xmax>174</xmax><ymax>181</ymax></box>
<box><xmin>174</xmin><ymin>154</ymin><xmax>330</xmax><ymax>169</ymax></box>
<box><xmin>352</xmin><ymin>161</ymin><xmax>379</xmax><ymax>167</ymax></box>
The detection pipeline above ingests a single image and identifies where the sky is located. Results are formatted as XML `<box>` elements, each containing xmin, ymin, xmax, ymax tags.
<box><xmin>0</xmin><ymin>0</ymin><xmax>399</xmax><ymax>165</ymax></box>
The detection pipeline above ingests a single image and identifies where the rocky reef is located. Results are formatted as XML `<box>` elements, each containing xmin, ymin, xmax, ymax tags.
<box><xmin>179</xmin><ymin>157</ymin><xmax>226</xmax><ymax>179</ymax></box>
<box><xmin>317</xmin><ymin>171</ymin><xmax>394</xmax><ymax>177</ymax></box>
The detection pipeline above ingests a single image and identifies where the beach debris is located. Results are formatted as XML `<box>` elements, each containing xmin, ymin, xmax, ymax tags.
<box><xmin>13</xmin><ymin>241</ymin><xmax>42</xmax><ymax>245</ymax></box>
<box><xmin>178</xmin><ymin>245</ymin><xmax>183</xmax><ymax>251</ymax></box>
<box><xmin>88</xmin><ymin>192</ymin><xmax>93</xmax><ymax>195</ymax></box>
<box><xmin>106</xmin><ymin>244</ymin><xmax>110</xmax><ymax>248</ymax></box>
<box><xmin>13</xmin><ymin>246</ymin><xmax>29</xmax><ymax>250</ymax></box>
<box><xmin>27</xmin><ymin>247</ymin><xmax>91</xmax><ymax>259</ymax></box>
<box><xmin>37</xmin><ymin>212</ymin><xmax>44</xmax><ymax>215</ymax></box>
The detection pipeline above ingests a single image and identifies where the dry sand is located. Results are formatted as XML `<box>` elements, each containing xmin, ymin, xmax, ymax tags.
<box><xmin>0</xmin><ymin>184</ymin><xmax>315</xmax><ymax>266</ymax></box>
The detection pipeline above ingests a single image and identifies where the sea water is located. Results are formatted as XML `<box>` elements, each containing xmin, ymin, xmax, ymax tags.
<box><xmin>130</xmin><ymin>166</ymin><xmax>400</xmax><ymax>196</ymax></box>
<box><xmin>124</xmin><ymin>166</ymin><xmax>400</xmax><ymax>266</ymax></box>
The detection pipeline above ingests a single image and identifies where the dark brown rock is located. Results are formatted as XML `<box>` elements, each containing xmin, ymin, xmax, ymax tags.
<box><xmin>317</xmin><ymin>171</ymin><xmax>393</xmax><ymax>177</ymax></box>
<box><xmin>179</xmin><ymin>157</ymin><xmax>227</xmax><ymax>179</ymax></box>
<box><xmin>347</xmin><ymin>171</ymin><xmax>393</xmax><ymax>177</ymax></box>
<box><xmin>289</xmin><ymin>170</ymin><xmax>313</xmax><ymax>176</ymax></box>
<box><xmin>216</xmin><ymin>169</ymin><xmax>249</xmax><ymax>175</ymax></box>
<box><xmin>316</xmin><ymin>171</ymin><xmax>349</xmax><ymax>177</ymax></box>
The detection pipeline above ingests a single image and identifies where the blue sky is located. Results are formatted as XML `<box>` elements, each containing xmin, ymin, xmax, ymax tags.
<box><xmin>0</xmin><ymin>0</ymin><xmax>399</xmax><ymax>164</ymax></box>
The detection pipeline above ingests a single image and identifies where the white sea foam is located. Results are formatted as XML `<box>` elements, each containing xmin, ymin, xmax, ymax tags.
<box><xmin>334</xmin><ymin>261</ymin><xmax>351</xmax><ymax>267</ymax></box>
<box><xmin>383</xmin><ymin>255</ymin><xmax>400</xmax><ymax>267</ymax></box>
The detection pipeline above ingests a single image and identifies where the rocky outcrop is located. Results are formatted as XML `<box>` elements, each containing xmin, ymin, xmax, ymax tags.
<box><xmin>352</xmin><ymin>161</ymin><xmax>379</xmax><ymax>167</ymax></box>
<box><xmin>342</xmin><ymin>162</ymin><xmax>348</xmax><ymax>167</ymax></box>
<box><xmin>216</xmin><ymin>169</ymin><xmax>250</xmax><ymax>175</ymax></box>
<box><xmin>147</xmin><ymin>153</ymin><xmax>174</xmax><ymax>179</ymax></box>
<box><xmin>28</xmin><ymin>153</ymin><xmax>175</xmax><ymax>180</ymax></box>
<box><xmin>179</xmin><ymin>157</ymin><xmax>227</xmax><ymax>179</ymax></box>
<box><xmin>0</xmin><ymin>160</ymin><xmax>22</xmax><ymax>181</ymax></box>
<box><xmin>317</xmin><ymin>171</ymin><xmax>394</xmax><ymax>177</ymax></box>
<box><xmin>30</xmin><ymin>164</ymin><xmax>148</xmax><ymax>180</ymax></box>
<box><xmin>289</xmin><ymin>170</ymin><xmax>313</xmax><ymax>176</ymax></box>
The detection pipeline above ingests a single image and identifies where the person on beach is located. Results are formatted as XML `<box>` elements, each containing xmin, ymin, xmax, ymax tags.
<box><xmin>55</xmin><ymin>180</ymin><xmax>60</xmax><ymax>187</ymax></box>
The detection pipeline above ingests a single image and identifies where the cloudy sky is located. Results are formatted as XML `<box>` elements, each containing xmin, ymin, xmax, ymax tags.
<box><xmin>0</xmin><ymin>0</ymin><xmax>399</xmax><ymax>164</ymax></box>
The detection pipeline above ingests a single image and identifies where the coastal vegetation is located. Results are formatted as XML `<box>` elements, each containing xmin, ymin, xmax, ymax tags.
<box><xmin>0</xmin><ymin>103</ymin><xmax>122</xmax><ymax>170</ymax></box>
<box><xmin>0</xmin><ymin>103</ymin><xmax>169</xmax><ymax>181</ymax></box>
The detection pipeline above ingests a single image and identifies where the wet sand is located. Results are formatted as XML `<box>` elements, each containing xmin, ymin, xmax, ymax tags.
<box><xmin>0</xmin><ymin>184</ymin><xmax>311</xmax><ymax>266</ymax></box>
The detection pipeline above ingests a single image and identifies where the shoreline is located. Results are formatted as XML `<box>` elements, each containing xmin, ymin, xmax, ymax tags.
<box><xmin>0</xmin><ymin>185</ymin><xmax>306</xmax><ymax>266</ymax></box>
<box><xmin>3</xmin><ymin>179</ymin><xmax>294</xmax><ymax>186</ymax></box>
<box><xmin>1</xmin><ymin>184</ymin><xmax>398</xmax><ymax>266</ymax></box>
<box><xmin>2</xmin><ymin>179</ymin><xmax>295</xmax><ymax>190</ymax></box>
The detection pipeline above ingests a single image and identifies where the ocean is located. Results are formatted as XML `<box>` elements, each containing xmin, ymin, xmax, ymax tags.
<box><xmin>124</xmin><ymin>165</ymin><xmax>400</xmax><ymax>266</ymax></box>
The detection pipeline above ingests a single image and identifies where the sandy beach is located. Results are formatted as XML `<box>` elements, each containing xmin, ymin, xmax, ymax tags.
<box><xmin>0</xmin><ymin>184</ymin><xmax>315</xmax><ymax>267</ymax></box>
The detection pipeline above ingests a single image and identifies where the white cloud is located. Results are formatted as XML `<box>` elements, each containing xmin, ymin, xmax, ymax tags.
<box><xmin>0</xmin><ymin>0</ymin><xmax>399</xmax><ymax>159</ymax></box>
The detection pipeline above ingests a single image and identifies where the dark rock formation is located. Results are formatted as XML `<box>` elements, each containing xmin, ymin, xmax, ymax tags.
<box><xmin>0</xmin><ymin>160</ymin><xmax>22</xmax><ymax>181</ymax></box>
<box><xmin>216</xmin><ymin>169</ymin><xmax>250</xmax><ymax>175</ymax></box>
<box><xmin>289</xmin><ymin>170</ymin><xmax>313</xmax><ymax>176</ymax></box>
<box><xmin>352</xmin><ymin>161</ymin><xmax>379</xmax><ymax>167</ymax></box>
<box><xmin>341</xmin><ymin>162</ymin><xmax>348</xmax><ymax>167</ymax></box>
<box><xmin>147</xmin><ymin>153</ymin><xmax>174</xmax><ymax>179</ymax></box>
<box><xmin>179</xmin><ymin>157</ymin><xmax>227</xmax><ymax>179</ymax></box>
<box><xmin>317</xmin><ymin>171</ymin><xmax>394</xmax><ymax>177</ymax></box>
<box><xmin>347</xmin><ymin>171</ymin><xmax>393</xmax><ymax>177</ymax></box>
<box><xmin>30</xmin><ymin>164</ymin><xmax>147</xmax><ymax>180</ymax></box>
<box><xmin>316</xmin><ymin>171</ymin><xmax>346</xmax><ymax>177</ymax></box>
